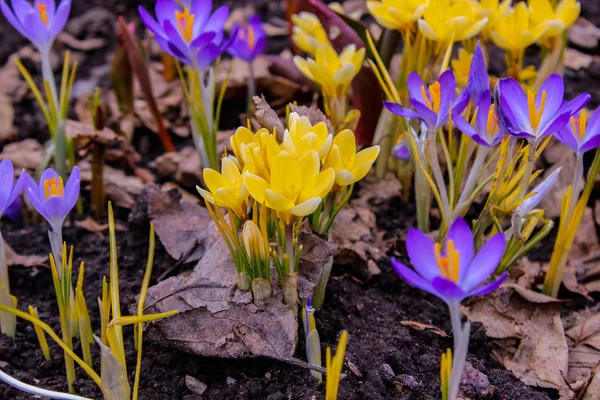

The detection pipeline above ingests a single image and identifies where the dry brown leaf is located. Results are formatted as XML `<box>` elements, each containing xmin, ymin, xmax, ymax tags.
<box><xmin>297</xmin><ymin>227</ymin><xmax>338</xmax><ymax>299</ymax></box>
<box><xmin>568</xmin><ymin>18</ymin><xmax>600</xmax><ymax>49</ymax></box>
<box><xmin>142</xmin><ymin>234</ymin><xmax>298</xmax><ymax>360</ymax></box>
<box><xmin>463</xmin><ymin>286</ymin><xmax>571</xmax><ymax>395</ymax></box>
<box><xmin>253</xmin><ymin>95</ymin><xmax>284</xmax><ymax>137</ymax></box>
<box><xmin>332</xmin><ymin>206</ymin><xmax>382</xmax><ymax>280</ymax></box>
<box><xmin>58</xmin><ymin>31</ymin><xmax>106</xmax><ymax>51</ymax></box>
<box><xmin>400</xmin><ymin>320</ymin><xmax>448</xmax><ymax>337</ymax></box>
<box><xmin>5</xmin><ymin>240</ymin><xmax>46</xmax><ymax>267</ymax></box>
<box><xmin>155</xmin><ymin>147</ymin><xmax>202</xmax><ymax>188</ymax></box>
<box><xmin>161</xmin><ymin>182</ymin><xmax>200</xmax><ymax>204</ymax></box>
<box><xmin>79</xmin><ymin>162</ymin><xmax>144</xmax><ymax>209</ymax></box>
<box><xmin>289</xmin><ymin>104</ymin><xmax>334</xmax><ymax>135</ymax></box>
<box><xmin>0</xmin><ymin>95</ymin><xmax>15</xmax><ymax>141</ymax></box>
<box><xmin>0</xmin><ymin>139</ymin><xmax>43</xmax><ymax>171</ymax></box>
<box><xmin>565</xmin><ymin>314</ymin><xmax>600</xmax><ymax>387</ymax></box>
<box><xmin>352</xmin><ymin>173</ymin><xmax>402</xmax><ymax>209</ymax></box>
<box><xmin>571</xmin><ymin>208</ymin><xmax>600</xmax><ymax>262</ymax></box>
<box><xmin>582</xmin><ymin>365</ymin><xmax>600</xmax><ymax>400</ymax></box>
<box><xmin>564</xmin><ymin>48</ymin><xmax>594</xmax><ymax>71</ymax></box>
<box><xmin>65</xmin><ymin>119</ymin><xmax>121</xmax><ymax>145</ymax></box>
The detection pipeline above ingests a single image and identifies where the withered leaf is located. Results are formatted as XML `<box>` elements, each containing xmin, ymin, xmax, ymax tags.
<box><xmin>289</xmin><ymin>104</ymin><xmax>334</xmax><ymax>135</ymax></box>
<box><xmin>253</xmin><ymin>95</ymin><xmax>284</xmax><ymax>139</ymax></box>
<box><xmin>5</xmin><ymin>240</ymin><xmax>46</xmax><ymax>268</ymax></box>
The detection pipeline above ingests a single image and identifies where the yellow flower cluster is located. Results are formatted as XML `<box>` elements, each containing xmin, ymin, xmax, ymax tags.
<box><xmin>201</xmin><ymin>113</ymin><xmax>380</xmax><ymax>225</ymax></box>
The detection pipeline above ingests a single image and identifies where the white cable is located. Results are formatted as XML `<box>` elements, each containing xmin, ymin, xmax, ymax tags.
<box><xmin>0</xmin><ymin>368</ymin><xmax>93</xmax><ymax>400</ymax></box>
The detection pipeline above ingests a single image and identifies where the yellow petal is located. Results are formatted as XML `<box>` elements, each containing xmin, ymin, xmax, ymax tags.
<box><xmin>265</xmin><ymin>189</ymin><xmax>295</xmax><ymax>212</ymax></box>
<box><xmin>289</xmin><ymin>197</ymin><xmax>322</xmax><ymax>217</ymax></box>
<box><xmin>197</xmin><ymin>187</ymin><xmax>215</xmax><ymax>204</ymax></box>
<box><xmin>271</xmin><ymin>151</ymin><xmax>302</xmax><ymax>199</ymax></box>
<box><xmin>243</xmin><ymin>172</ymin><xmax>269</xmax><ymax>204</ymax></box>
<box><xmin>214</xmin><ymin>187</ymin><xmax>240</xmax><ymax>210</ymax></box>
<box><xmin>418</xmin><ymin>19</ymin><xmax>439</xmax><ymax>41</ymax></box>
<box><xmin>300</xmin><ymin>167</ymin><xmax>335</xmax><ymax>202</ymax></box>
<box><xmin>204</xmin><ymin>169</ymin><xmax>230</xmax><ymax>193</ymax></box>
<box><xmin>221</xmin><ymin>157</ymin><xmax>241</xmax><ymax>184</ymax></box>
<box><xmin>335</xmin><ymin>170</ymin><xmax>356</xmax><ymax>187</ymax></box>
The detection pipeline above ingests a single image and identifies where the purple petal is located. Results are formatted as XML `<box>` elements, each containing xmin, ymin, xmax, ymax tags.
<box><xmin>538</xmin><ymin>112</ymin><xmax>570</xmax><ymax>138</ymax></box>
<box><xmin>44</xmin><ymin>194</ymin><xmax>68</xmax><ymax>219</ymax></box>
<box><xmin>584</xmin><ymin>108</ymin><xmax>600</xmax><ymax>141</ymax></box>
<box><xmin>191</xmin><ymin>0</ymin><xmax>212</xmax><ymax>34</ymax></box>
<box><xmin>391</xmin><ymin>258</ymin><xmax>438</xmax><ymax>297</ymax></box>
<box><xmin>23</xmin><ymin>10</ymin><xmax>50</xmax><ymax>51</ymax></box>
<box><xmin>475</xmin><ymin>90</ymin><xmax>492</xmax><ymax>137</ymax></box>
<box><xmin>24</xmin><ymin>176</ymin><xmax>45</xmax><ymax>218</ymax></box>
<box><xmin>155</xmin><ymin>0</ymin><xmax>180</xmax><ymax>27</ymax></box>
<box><xmin>463</xmin><ymin>233</ymin><xmax>506</xmax><ymax>291</ymax></box>
<box><xmin>7</xmin><ymin>171</ymin><xmax>26</xmax><ymax>209</ymax></box>
<box><xmin>405</xmin><ymin>228</ymin><xmax>440</xmax><ymax>282</ymax></box>
<box><xmin>451</xmin><ymin>88</ymin><xmax>470</xmax><ymax>116</ymax></box>
<box><xmin>38</xmin><ymin>0</ymin><xmax>55</xmax><ymax>18</ymax></box>
<box><xmin>559</xmin><ymin>92</ymin><xmax>591</xmax><ymax>118</ymax></box>
<box><xmin>537</xmin><ymin>74</ymin><xmax>563</xmax><ymax>122</ymax></box>
<box><xmin>195</xmin><ymin>42</ymin><xmax>221</xmax><ymax>69</ymax></box>
<box><xmin>445</xmin><ymin>218</ymin><xmax>474</xmax><ymax>282</ymax></box>
<box><xmin>191</xmin><ymin>31</ymin><xmax>216</xmax><ymax>48</ymax></box>
<box><xmin>10</xmin><ymin>0</ymin><xmax>32</xmax><ymax>25</ymax></box>
<box><xmin>431</xmin><ymin>277</ymin><xmax>465</xmax><ymax>302</ymax></box>
<box><xmin>139</xmin><ymin>6</ymin><xmax>167</xmax><ymax>39</ymax></box>
<box><xmin>38</xmin><ymin>168</ymin><xmax>60</xmax><ymax>198</ymax></box>
<box><xmin>163</xmin><ymin>19</ymin><xmax>194</xmax><ymax>64</ymax></box>
<box><xmin>407</xmin><ymin>72</ymin><xmax>426</xmax><ymax>103</ymax></box>
<box><xmin>248</xmin><ymin>15</ymin><xmax>265</xmax><ymax>38</ymax></box>
<box><xmin>1</xmin><ymin>0</ymin><xmax>29</xmax><ymax>38</ymax></box>
<box><xmin>384</xmin><ymin>101</ymin><xmax>422</xmax><ymax>121</ymax></box>
<box><xmin>580</xmin><ymin>134</ymin><xmax>600</xmax><ymax>153</ymax></box>
<box><xmin>454</xmin><ymin>114</ymin><xmax>489</xmax><ymax>146</ymax></box>
<box><xmin>437</xmin><ymin>70</ymin><xmax>456</xmax><ymax>124</ymax></box>
<box><xmin>5</xmin><ymin>195</ymin><xmax>21</xmax><ymax>221</ymax></box>
<box><xmin>393</xmin><ymin>140</ymin><xmax>411</xmax><ymax>160</ymax></box>
<box><xmin>467</xmin><ymin>272</ymin><xmax>507</xmax><ymax>297</ymax></box>
<box><xmin>49</xmin><ymin>0</ymin><xmax>70</xmax><ymax>39</ymax></box>
<box><xmin>498</xmin><ymin>78</ymin><xmax>530</xmax><ymax>133</ymax></box>
<box><xmin>204</xmin><ymin>5</ymin><xmax>228</xmax><ymax>42</ymax></box>
<box><xmin>467</xmin><ymin>42</ymin><xmax>489</xmax><ymax>103</ymax></box>
<box><xmin>410</xmin><ymin>99</ymin><xmax>438</xmax><ymax>129</ymax></box>
<box><xmin>554</xmin><ymin>125</ymin><xmax>580</xmax><ymax>152</ymax></box>
<box><xmin>252</xmin><ymin>36</ymin><xmax>267</xmax><ymax>59</ymax></box>
<box><xmin>63</xmin><ymin>166</ymin><xmax>80</xmax><ymax>211</ymax></box>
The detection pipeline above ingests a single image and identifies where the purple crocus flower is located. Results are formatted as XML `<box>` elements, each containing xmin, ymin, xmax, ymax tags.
<box><xmin>0</xmin><ymin>0</ymin><xmax>71</xmax><ymax>54</ymax></box>
<box><xmin>23</xmin><ymin>166</ymin><xmax>79</xmax><ymax>232</ymax></box>
<box><xmin>139</xmin><ymin>0</ymin><xmax>235</xmax><ymax>68</ymax></box>
<box><xmin>0</xmin><ymin>160</ymin><xmax>25</xmax><ymax>218</ymax></box>
<box><xmin>454</xmin><ymin>90</ymin><xmax>502</xmax><ymax>147</ymax></box>
<box><xmin>466</xmin><ymin>42</ymin><xmax>489</xmax><ymax>105</ymax></box>
<box><xmin>392</xmin><ymin>218</ymin><xmax>507</xmax><ymax>304</ymax></box>
<box><xmin>228</xmin><ymin>15</ymin><xmax>266</xmax><ymax>63</ymax></box>
<box><xmin>384</xmin><ymin>70</ymin><xmax>469</xmax><ymax>131</ymax></box>
<box><xmin>496</xmin><ymin>74</ymin><xmax>590</xmax><ymax>141</ymax></box>
<box><xmin>555</xmin><ymin>108</ymin><xmax>600</xmax><ymax>154</ymax></box>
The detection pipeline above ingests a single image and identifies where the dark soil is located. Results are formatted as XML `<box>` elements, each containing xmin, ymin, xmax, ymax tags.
<box><xmin>1</xmin><ymin>0</ymin><xmax>600</xmax><ymax>399</ymax></box>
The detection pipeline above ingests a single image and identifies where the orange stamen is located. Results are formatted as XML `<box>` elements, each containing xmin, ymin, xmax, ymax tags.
<box><xmin>36</xmin><ymin>2</ymin><xmax>49</xmax><ymax>26</ymax></box>
<box><xmin>435</xmin><ymin>240</ymin><xmax>460</xmax><ymax>283</ymax></box>
<box><xmin>246</xmin><ymin>25</ymin><xmax>256</xmax><ymax>50</ymax></box>
<box><xmin>571</xmin><ymin>109</ymin><xmax>587</xmax><ymax>140</ymax></box>
<box><xmin>43</xmin><ymin>177</ymin><xmax>64</xmax><ymax>199</ymax></box>
<box><xmin>421</xmin><ymin>82</ymin><xmax>442</xmax><ymax>113</ymax></box>
<box><xmin>175</xmin><ymin>8</ymin><xmax>195</xmax><ymax>43</ymax></box>
<box><xmin>527</xmin><ymin>89</ymin><xmax>547</xmax><ymax>130</ymax></box>
<box><xmin>487</xmin><ymin>104</ymin><xmax>499</xmax><ymax>137</ymax></box>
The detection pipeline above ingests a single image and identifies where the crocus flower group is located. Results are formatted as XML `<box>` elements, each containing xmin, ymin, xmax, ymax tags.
<box><xmin>228</xmin><ymin>15</ymin><xmax>266</xmax><ymax>63</ymax></box>
<box><xmin>138</xmin><ymin>0</ymin><xmax>234</xmax><ymax>68</ymax></box>
<box><xmin>1</xmin><ymin>0</ymin><xmax>71</xmax><ymax>54</ymax></box>
<box><xmin>392</xmin><ymin>218</ymin><xmax>507</xmax><ymax>304</ymax></box>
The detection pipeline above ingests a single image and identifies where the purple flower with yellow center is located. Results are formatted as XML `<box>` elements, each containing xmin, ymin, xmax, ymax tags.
<box><xmin>392</xmin><ymin>218</ymin><xmax>507</xmax><ymax>304</ymax></box>
<box><xmin>496</xmin><ymin>74</ymin><xmax>590</xmax><ymax>141</ymax></box>
<box><xmin>228</xmin><ymin>15</ymin><xmax>266</xmax><ymax>63</ymax></box>
<box><xmin>393</xmin><ymin>133</ymin><xmax>410</xmax><ymax>160</ymax></box>
<box><xmin>0</xmin><ymin>160</ymin><xmax>25</xmax><ymax>218</ymax></box>
<box><xmin>1</xmin><ymin>0</ymin><xmax>71</xmax><ymax>54</ymax></box>
<box><xmin>23</xmin><ymin>166</ymin><xmax>79</xmax><ymax>232</ymax></box>
<box><xmin>454</xmin><ymin>90</ymin><xmax>502</xmax><ymax>147</ymax></box>
<box><xmin>555</xmin><ymin>108</ymin><xmax>600</xmax><ymax>154</ymax></box>
<box><xmin>384</xmin><ymin>70</ymin><xmax>469</xmax><ymax>131</ymax></box>
<box><xmin>139</xmin><ymin>0</ymin><xmax>234</xmax><ymax>68</ymax></box>
<box><xmin>465</xmin><ymin>42</ymin><xmax>489</xmax><ymax>105</ymax></box>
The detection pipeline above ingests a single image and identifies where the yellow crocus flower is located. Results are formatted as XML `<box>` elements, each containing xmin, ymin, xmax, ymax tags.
<box><xmin>324</xmin><ymin>130</ymin><xmax>380</xmax><ymax>190</ymax></box>
<box><xmin>244</xmin><ymin>150</ymin><xmax>335</xmax><ymax>224</ymax></box>
<box><xmin>529</xmin><ymin>0</ymin><xmax>580</xmax><ymax>38</ymax></box>
<box><xmin>292</xmin><ymin>12</ymin><xmax>329</xmax><ymax>56</ymax></box>
<box><xmin>491</xmin><ymin>2</ymin><xmax>549</xmax><ymax>52</ymax></box>
<box><xmin>282</xmin><ymin>112</ymin><xmax>333</xmax><ymax>160</ymax></box>
<box><xmin>367</xmin><ymin>0</ymin><xmax>425</xmax><ymax>31</ymax></box>
<box><xmin>451</xmin><ymin>48</ymin><xmax>473</xmax><ymax>88</ymax></box>
<box><xmin>294</xmin><ymin>43</ymin><xmax>365</xmax><ymax>102</ymax></box>
<box><xmin>198</xmin><ymin>157</ymin><xmax>249</xmax><ymax>218</ymax></box>
<box><xmin>479</xmin><ymin>0</ymin><xmax>511</xmax><ymax>38</ymax></box>
<box><xmin>240</xmin><ymin>131</ymin><xmax>282</xmax><ymax>182</ymax></box>
<box><xmin>417</xmin><ymin>0</ymin><xmax>488</xmax><ymax>43</ymax></box>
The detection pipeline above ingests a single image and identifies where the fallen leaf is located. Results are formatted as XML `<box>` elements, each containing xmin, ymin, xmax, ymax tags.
<box><xmin>400</xmin><ymin>320</ymin><xmax>448</xmax><ymax>337</ymax></box>
<box><xmin>582</xmin><ymin>364</ymin><xmax>600</xmax><ymax>400</ymax></box>
<box><xmin>253</xmin><ymin>95</ymin><xmax>285</xmax><ymax>138</ymax></box>
<box><xmin>0</xmin><ymin>95</ymin><xmax>15</xmax><ymax>141</ymax></box>
<box><xmin>289</xmin><ymin>104</ymin><xmax>334</xmax><ymax>135</ymax></box>
<box><xmin>5</xmin><ymin>240</ymin><xmax>46</xmax><ymax>267</ymax></box>
<box><xmin>0</xmin><ymin>139</ymin><xmax>43</xmax><ymax>171</ymax></box>
<box><xmin>463</xmin><ymin>285</ymin><xmax>571</xmax><ymax>395</ymax></box>
<box><xmin>65</xmin><ymin>119</ymin><xmax>122</xmax><ymax>145</ymax></box>
<box><xmin>297</xmin><ymin>227</ymin><xmax>338</xmax><ymax>299</ymax></box>
<box><xmin>58</xmin><ymin>31</ymin><xmax>106</xmax><ymax>51</ymax></box>
<box><xmin>142</xmin><ymin>234</ymin><xmax>298</xmax><ymax>360</ymax></box>
<box><xmin>566</xmin><ymin>313</ymin><xmax>600</xmax><ymax>386</ymax></box>
<box><xmin>568</xmin><ymin>18</ymin><xmax>600</xmax><ymax>49</ymax></box>
<box><xmin>155</xmin><ymin>147</ymin><xmax>203</xmax><ymax>188</ymax></box>
<box><xmin>564</xmin><ymin>48</ymin><xmax>594</xmax><ymax>71</ymax></box>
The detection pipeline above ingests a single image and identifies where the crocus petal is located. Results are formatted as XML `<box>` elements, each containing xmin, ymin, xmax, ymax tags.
<box><xmin>384</xmin><ymin>101</ymin><xmax>422</xmax><ymax>121</ymax></box>
<box><xmin>1</xmin><ymin>0</ymin><xmax>30</xmax><ymax>38</ymax></box>
<box><xmin>407</xmin><ymin>72</ymin><xmax>426</xmax><ymax>103</ymax></box>
<box><xmin>559</xmin><ymin>92</ymin><xmax>591</xmax><ymax>118</ymax></box>
<box><xmin>580</xmin><ymin>135</ymin><xmax>600</xmax><ymax>153</ymax></box>
<box><xmin>139</xmin><ymin>6</ymin><xmax>166</xmax><ymax>38</ymax></box>
<box><xmin>204</xmin><ymin>5</ymin><xmax>229</xmax><ymax>41</ymax></box>
<box><xmin>191</xmin><ymin>0</ymin><xmax>213</xmax><ymax>33</ymax></box>
<box><xmin>155</xmin><ymin>0</ymin><xmax>179</xmax><ymax>27</ymax></box>
<box><xmin>63</xmin><ymin>166</ymin><xmax>80</xmax><ymax>211</ymax></box>
<box><xmin>23</xmin><ymin>10</ymin><xmax>50</xmax><ymax>51</ymax></box>
<box><xmin>517</xmin><ymin>167</ymin><xmax>561</xmax><ymax>215</ymax></box>
<box><xmin>554</xmin><ymin>126</ymin><xmax>580</xmax><ymax>152</ymax></box>
<box><xmin>463</xmin><ymin>233</ymin><xmax>506</xmax><ymax>291</ymax></box>
<box><xmin>195</xmin><ymin>42</ymin><xmax>221</xmax><ymax>69</ymax></box>
<box><xmin>405</xmin><ymin>228</ymin><xmax>440</xmax><ymax>281</ymax></box>
<box><xmin>191</xmin><ymin>31</ymin><xmax>217</xmax><ymax>48</ymax></box>
<box><xmin>537</xmin><ymin>74</ymin><xmax>564</xmax><ymax>122</ymax></box>
<box><xmin>446</xmin><ymin>218</ymin><xmax>474</xmax><ymax>281</ymax></box>
<box><xmin>454</xmin><ymin>114</ymin><xmax>488</xmax><ymax>146</ymax></box>
<box><xmin>584</xmin><ymin>108</ymin><xmax>600</xmax><ymax>141</ymax></box>
<box><xmin>498</xmin><ymin>78</ymin><xmax>531</xmax><ymax>133</ymax></box>
<box><xmin>38</xmin><ymin>168</ymin><xmax>60</xmax><ymax>197</ymax></box>
<box><xmin>49</xmin><ymin>0</ymin><xmax>71</xmax><ymax>39</ymax></box>
<box><xmin>467</xmin><ymin>42</ymin><xmax>489</xmax><ymax>103</ymax></box>
<box><xmin>10</xmin><ymin>0</ymin><xmax>32</xmax><ymax>25</ymax></box>
<box><xmin>467</xmin><ymin>272</ymin><xmax>507</xmax><ymax>297</ymax></box>
<box><xmin>391</xmin><ymin>258</ymin><xmax>438</xmax><ymax>296</ymax></box>
<box><xmin>431</xmin><ymin>277</ymin><xmax>465</xmax><ymax>302</ymax></box>
<box><xmin>538</xmin><ymin>112</ymin><xmax>570</xmax><ymax>138</ymax></box>
<box><xmin>410</xmin><ymin>99</ymin><xmax>438</xmax><ymax>129</ymax></box>
<box><xmin>6</xmin><ymin>171</ymin><xmax>25</xmax><ymax>213</ymax></box>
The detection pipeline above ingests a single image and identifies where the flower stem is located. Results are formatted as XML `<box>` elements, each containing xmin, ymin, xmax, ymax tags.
<box><xmin>518</xmin><ymin>140</ymin><xmax>537</xmax><ymax>200</ymax></box>
<box><xmin>447</xmin><ymin>302</ymin><xmax>470</xmax><ymax>400</ymax></box>
<box><xmin>247</xmin><ymin>61</ymin><xmax>256</xmax><ymax>116</ymax></box>
<box><xmin>0</xmin><ymin>231</ymin><xmax>16</xmax><ymax>338</ymax></box>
